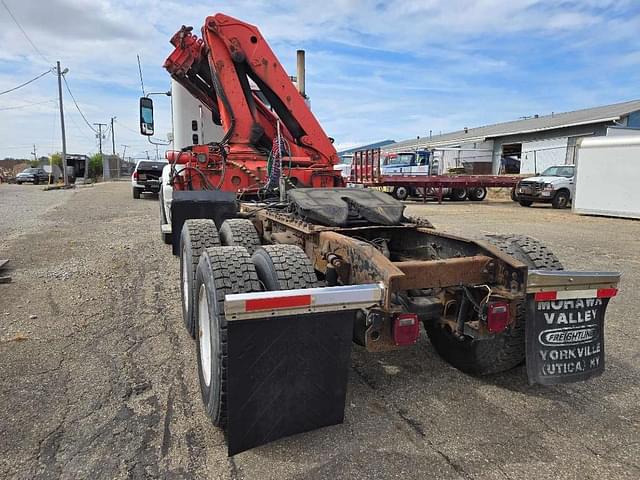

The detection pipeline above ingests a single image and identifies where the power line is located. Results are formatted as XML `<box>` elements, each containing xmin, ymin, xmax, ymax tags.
<box><xmin>114</xmin><ymin>119</ymin><xmax>140</xmax><ymax>135</ymax></box>
<box><xmin>136</xmin><ymin>54</ymin><xmax>146</xmax><ymax>96</ymax></box>
<box><xmin>61</xmin><ymin>75</ymin><xmax>97</xmax><ymax>133</ymax></box>
<box><xmin>1</xmin><ymin>0</ymin><xmax>50</xmax><ymax>63</ymax></box>
<box><xmin>65</xmin><ymin>107</ymin><xmax>96</xmax><ymax>143</ymax></box>
<box><xmin>0</xmin><ymin>99</ymin><xmax>56</xmax><ymax>111</ymax></box>
<box><xmin>0</xmin><ymin>70</ymin><xmax>52</xmax><ymax>96</ymax></box>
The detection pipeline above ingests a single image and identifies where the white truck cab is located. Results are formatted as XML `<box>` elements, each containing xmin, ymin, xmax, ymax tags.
<box><xmin>515</xmin><ymin>164</ymin><xmax>575</xmax><ymax>208</ymax></box>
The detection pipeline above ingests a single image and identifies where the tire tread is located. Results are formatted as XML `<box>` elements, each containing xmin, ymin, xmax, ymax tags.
<box><xmin>255</xmin><ymin>244</ymin><xmax>321</xmax><ymax>289</ymax></box>
<box><xmin>219</xmin><ymin>219</ymin><xmax>261</xmax><ymax>254</ymax></box>
<box><xmin>201</xmin><ymin>246</ymin><xmax>260</xmax><ymax>427</ymax></box>
<box><xmin>180</xmin><ymin>219</ymin><xmax>221</xmax><ymax>337</ymax></box>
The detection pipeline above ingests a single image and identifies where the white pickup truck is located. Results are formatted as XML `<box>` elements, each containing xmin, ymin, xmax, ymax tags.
<box><xmin>514</xmin><ymin>165</ymin><xmax>575</xmax><ymax>208</ymax></box>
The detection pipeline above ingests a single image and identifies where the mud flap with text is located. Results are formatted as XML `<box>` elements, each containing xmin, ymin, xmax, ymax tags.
<box><xmin>525</xmin><ymin>295</ymin><xmax>610</xmax><ymax>385</ymax></box>
<box><xmin>226</xmin><ymin>311</ymin><xmax>354</xmax><ymax>456</ymax></box>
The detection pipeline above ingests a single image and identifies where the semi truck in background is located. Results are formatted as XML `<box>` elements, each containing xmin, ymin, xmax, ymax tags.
<box><xmin>350</xmin><ymin>148</ymin><xmax>523</xmax><ymax>202</ymax></box>
<box><xmin>378</xmin><ymin>149</ymin><xmax>487</xmax><ymax>201</ymax></box>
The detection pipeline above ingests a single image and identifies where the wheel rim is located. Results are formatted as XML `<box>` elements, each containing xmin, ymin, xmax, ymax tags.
<box><xmin>558</xmin><ymin>195</ymin><xmax>568</xmax><ymax>207</ymax></box>
<box><xmin>198</xmin><ymin>284</ymin><xmax>212</xmax><ymax>387</ymax></box>
<box><xmin>397</xmin><ymin>187</ymin><xmax>407</xmax><ymax>199</ymax></box>
<box><xmin>182</xmin><ymin>248</ymin><xmax>189</xmax><ymax>310</ymax></box>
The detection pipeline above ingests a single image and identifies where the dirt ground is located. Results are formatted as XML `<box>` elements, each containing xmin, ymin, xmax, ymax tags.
<box><xmin>0</xmin><ymin>182</ymin><xmax>638</xmax><ymax>480</ymax></box>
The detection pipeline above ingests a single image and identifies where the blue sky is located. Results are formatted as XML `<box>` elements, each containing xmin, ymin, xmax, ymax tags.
<box><xmin>1</xmin><ymin>0</ymin><xmax>639</xmax><ymax>160</ymax></box>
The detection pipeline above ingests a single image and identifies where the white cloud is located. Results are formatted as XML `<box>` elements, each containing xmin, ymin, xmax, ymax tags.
<box><xmin>0</xmin><ymin>0</ymin><xmax>639</xmax><ymax>159</ymax></box>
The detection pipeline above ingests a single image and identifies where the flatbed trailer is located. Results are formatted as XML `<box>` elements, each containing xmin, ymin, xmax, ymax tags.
<box><xmin>350</xmin><ymin>148</ymin><xmax>522</xmax><ymax>202</ymax></box>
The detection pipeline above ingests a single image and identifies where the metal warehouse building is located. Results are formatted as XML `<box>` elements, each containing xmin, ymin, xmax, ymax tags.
<box><xmin>382</xmin><ymin>99</ymin><xmax>640</xmax><ymax>174</ymax></box>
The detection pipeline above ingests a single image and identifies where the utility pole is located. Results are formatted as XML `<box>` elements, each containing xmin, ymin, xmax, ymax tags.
<box><xmin>94</xmin><ymin>122</ymin><xmax>107</xmax><ymax>179</ymax></box>
<box><xmin>110</xmin><ymin>117</ymin><xmax>116</xmax><ymax>155</ymax></box>
<box><xmin>121</xmin><ymin>144</ymin><xmax>129</xmax><ymax>159</ymax></box>
<box><xmin>56</xmin><ymin>61</ymin><xmax>69</xmax><ymax>186</ymax></box>
<box><xmin>110</xmin><ymin>117</ymin><xmax>118</xmax><ymax>176</ymax></box>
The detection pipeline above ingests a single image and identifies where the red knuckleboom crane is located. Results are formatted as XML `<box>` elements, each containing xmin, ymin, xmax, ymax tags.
<box><xmin>161</xmin><ymin>14</ymin><xmax>343</xmax><ymax>194</ymax></box>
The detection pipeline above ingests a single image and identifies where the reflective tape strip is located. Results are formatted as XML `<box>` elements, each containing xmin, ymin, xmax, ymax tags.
<box><xmin>246</xmin><ymin>294</ymin><xmax>311</xmax><ymax>312</ymax></box>
<box><xmin>534</xmin><ymin>288</ymin><xmax>618</xmax><ymax>302</ymax></box>
<box><xmin>224</xmin><ymin>283</ymin><xmax>384</xmax><ymax>321</ymax></box>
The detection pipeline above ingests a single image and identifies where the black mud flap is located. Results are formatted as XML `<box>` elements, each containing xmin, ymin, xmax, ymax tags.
<box><xmin>170</xmin><ymin>190</ymin><xmax>237</xmax><ymax>255</ymax></box>
<box><xmin>226</xmin><ymin>311</ymin><xmax>354</xmax><ymax>456</ymax></box>
<box><xmin>526</xmin><ymin>295</ymin><xmax>610</xmax><ymax>385</ymax></box>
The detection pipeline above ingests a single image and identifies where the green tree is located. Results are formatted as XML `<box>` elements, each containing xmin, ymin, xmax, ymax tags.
<box><xmin>89</xmin><ymin>153</ymin><xmax>103</xmax><ymax>179</ymax></box>
<box><xmin>50</xmin><ymin>153</ymin><xmax>63</xmax><ymax>169</ymax></box>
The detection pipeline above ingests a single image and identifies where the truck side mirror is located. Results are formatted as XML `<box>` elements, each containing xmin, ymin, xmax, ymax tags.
<box><xmin>139</xmin><ymin>97</ymin><xmax>154</xmax><ymax>136</ymax></box>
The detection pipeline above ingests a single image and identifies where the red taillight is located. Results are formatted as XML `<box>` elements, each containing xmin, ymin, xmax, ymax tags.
<box><xmin>486</xmin><ymin>301</ymin><xmax>511</xmax><ymax>333</ymax></box>
<box><xmin>393</xmin><ymin>313</ymin><xmax>420</xmax><ymax>346</ymax></box>
<box><xmin>133</xmin><ymin>171</ymin><xmax>138</xmax><ymax>180</ymax></box>
<box><xmin>596</xmin><ymin>288</ymin><xmax>618</xmax><ymax>298</ymax></box>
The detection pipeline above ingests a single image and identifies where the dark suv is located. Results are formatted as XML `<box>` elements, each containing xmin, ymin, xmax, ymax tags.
<box><xmin>15</xmin><ymin>168</ymin><xmax>51</xmax><ymax>185</ymax></box>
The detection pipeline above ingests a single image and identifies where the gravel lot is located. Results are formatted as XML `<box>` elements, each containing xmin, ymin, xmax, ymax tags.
<box><xmin>0</xmin><ymin>182</ymin><xmax>638</xmax><ymax>479</ymax></box>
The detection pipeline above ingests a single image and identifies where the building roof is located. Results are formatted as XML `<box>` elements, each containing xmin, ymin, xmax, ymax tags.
<box><xmin>338</xmin><ymin>139</ymin><xmax>395</xmax><ymax>156</ymax></box>
<box><xmin>386</xmin><ymin>99</ymin><xmax>640</xmax><ymax>151</ymax></box>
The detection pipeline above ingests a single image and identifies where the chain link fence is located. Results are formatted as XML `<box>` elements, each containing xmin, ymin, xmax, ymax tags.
<box><xmin>516</xmin><ymin>145</ymin><xmax>576</xmax><ymax>174</ymax></box>
<box><xmin>102</xmin><ymin>155</ymin><xmax>136</xmax><ymax>180</ymax></box>
<box><xmin>410</xmin><ymin>145</ymin><xmax>577</xmax><ymax>175</ymax></box>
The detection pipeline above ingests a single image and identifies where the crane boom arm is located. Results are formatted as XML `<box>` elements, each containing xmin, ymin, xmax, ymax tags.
<box><xmin>164</xmin><ymin>14</ymin><xmax>338</xmax><ymax>166</ymax></box>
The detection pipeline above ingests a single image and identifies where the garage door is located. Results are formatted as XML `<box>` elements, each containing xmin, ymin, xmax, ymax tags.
<box><xmin>520</xmin><ymin>137</ymin><xmax>568</xmax><ymax>173</ymax></box>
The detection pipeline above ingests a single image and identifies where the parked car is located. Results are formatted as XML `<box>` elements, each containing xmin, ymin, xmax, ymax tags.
<box><xmin>15</xmin><ymin>167</ymin><xmax>51</xmax><ymax>185</ymax></box>
<box><xmin>131</xmin><ymin>160</ymin><xmax>167</xmax><ymax>199</ymax></box>
<box><xmin>158</xmin><ymin>163</ymin><xmax>185</xmax><ymax>244</ymax></box>
<box><xmin>514</xmin><ymin>165</ymin><xmax>575</xmax><ymax>208</ymax></box>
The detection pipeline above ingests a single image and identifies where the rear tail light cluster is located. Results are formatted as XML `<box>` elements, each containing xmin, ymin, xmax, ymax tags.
<box><xmin>486</xmin><ymin>301</ymin><xmax>511</xmax><ymax>333</ymax></box>
<box><xmin>393</xmin><ymin>313</ymin><xmax>420</xmax><ymax>346</ymax></box>
<box><xmin>133</xmin><ymin>171</ymin><xmax>139</xmax><ymax>180</ymax></box>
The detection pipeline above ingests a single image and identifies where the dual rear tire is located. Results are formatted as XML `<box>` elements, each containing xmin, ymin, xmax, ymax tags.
<box><xmin>425</xmin><ymin>234</ymin><xmax>563</xmax><ymax>375</ymax></box>
<box><xmin>180</xmin><ymin>219</ymin><xmax>221</xmax><ymax>338</ymax></box>
<box><xmin>181</xmin><ymin>217</ymin><xmax>318</xmax><ymax>427</ymax></box>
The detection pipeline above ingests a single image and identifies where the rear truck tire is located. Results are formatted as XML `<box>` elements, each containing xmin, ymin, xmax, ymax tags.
<box><xmin>449</xmin><ymin>188</ymin><xmax>467</xmax><ymax>201</ymax></box>
<box><xmin>552</xmin><ymin>190</ymin><xmax>570</xmax><ymax>209</ymax></box>
<box><xmin>425</xmin><ymin>234</ymin><xmax>563</xmax><ymax>375</ymax></box>
<box><xmin>159</xmin><ymin>189</ymin><xmax>172</xmax><ymax>245</ymax></box>
<box><xmin>467</xmin><ymin>187</ymin><xmax>487</xmax><ymax>201</ymax></box>
<box><xmin>195</xmin><ymin>246</ymin><xmax>260</xmax><ymax>428</ymax></box>
<box><xmin>219</xmin><ymin>219</ymin><xmax>261</xmax><ymax>254</ymax></box>
<box><xmin>133</xmin><ymin>187</ymin><xmax>141</xmax><ymax>199</ymax></box>
<box><xmin>180</xmin><ymin>219</ymin><xmax>221</xmax><ymax>338</ymax></box>
<box><xmin>251</xmin><ymin>244</ymin><xmax>320</xmax><ymax>290</ymax></box>
<box><xmin>519</xmin><ymin>199</ymin><xmax>533</xmax><ymax>207</ymax></box>
<box><xmin>33</xmin><ymin>178</ymin><xmax>39</xmax><ymax>185</ymax></box>
<box><xmin>392</xmin><ymin>186</ymin><xmax>409</xmax><ymax>201</ymax></box>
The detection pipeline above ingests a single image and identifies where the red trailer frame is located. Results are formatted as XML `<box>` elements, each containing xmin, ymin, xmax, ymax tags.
<box><xmin>350</xmin><ymin>148</ymin><xmax>523</xmax><ymax>203</ymax></box>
